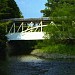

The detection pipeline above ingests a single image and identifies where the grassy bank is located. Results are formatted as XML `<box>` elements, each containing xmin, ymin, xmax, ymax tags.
<box><xmin>35</xmin><ymin>44</ymin><xmax>75</xmax><ymax>56</ymax></box>
<box><xmin>44</xmin><ymin>44</ymin><xmax>75</xmax><ymax>55</ymax></box>
<box><xmin>31</xmin><ymin>44</ymin><xmax>75</xmax><ymax>59</ymax></box>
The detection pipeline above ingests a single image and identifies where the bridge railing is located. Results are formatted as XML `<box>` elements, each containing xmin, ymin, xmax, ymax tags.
<box><xmin>5</xmin><ymin>17</ymin><xmax>51</xmax><ymax>34</ymax></box>
<box><xmin>8</xmin><ymin>22</ymin><xmax>27</xmax><ymax>33</ymax></box>
<box><xmin>23</xmin><ymin>25</ymin><xmax>47</xmax><ymax>32</ymax></box>
<box><xmin>7</xmin><ymin>21</ymin><xmax>48</xmax><ymax>33</ymax></box>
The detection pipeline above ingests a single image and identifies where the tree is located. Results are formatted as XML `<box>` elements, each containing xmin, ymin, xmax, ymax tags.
<box><xmin>41</xmin><ymin>0</ymin><xmax>75</xmax><ymax>18</ymax></box>
<box><xmin>41</xmin><ymin>0</ymin><xmax>75</xmax><ymax>43</ymax></box>
<box><xmin>38</xmin><ymin>0</ymin><xmax>75</xmax><ymax>54</ymax></box>
<box><xmin>0</xmin><ymin>0</ymin><xmax>23</xmax><ymax>74</ymax></box>
<box><xmin>41</xmin><ymin>0</ymin><xmax>59</xmax><ymax>17</ymax></box>
<box><xmin>0</xmin><ymin>0</ymin><xmax>23</xmax><ymax>60</ymax></box>
<box><xmin>0</xmin><ymin>21</ymin><xmax>11</xmax><ymax>60</ymax></box>
<box><xmin>44</xmin><ymin>21</ymin><xmax>75</xmax><ymax>45</ymax></box>
<box><xmin>0</xmin><ymin>0</ymin><xmax>23</xmax><ymax>20</ymax></box>
<box><xmin>39</xmin><ymin>0</ymin><xmax>75</xmax><ymax>55</ymax></box>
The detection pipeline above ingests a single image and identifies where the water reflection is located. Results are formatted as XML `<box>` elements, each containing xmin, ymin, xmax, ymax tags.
<box><xmin>8</xmin><ymin>55</ymin><xmax>75</xmax><ymax>75</ymax></box>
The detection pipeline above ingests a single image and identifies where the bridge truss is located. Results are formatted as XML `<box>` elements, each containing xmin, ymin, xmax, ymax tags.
<box><xmin>5</xmin><ymin>17</ymin><xmax>51</xmax><ymax>40</ymax></box>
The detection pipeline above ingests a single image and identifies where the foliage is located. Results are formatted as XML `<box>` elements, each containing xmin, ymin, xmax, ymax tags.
<box><xmin>0</xmin><ymin>21</ymin><xmax>11</xmax><ymax>75</ymax></box>
<box><xmin>51</xmin><ymin>2</ymin><xmax>75</xmax><ymax>17</ymax></box>
<box><xmin>41</xmin><ymin>0</ymin><xmax>75</xmax><ymax>17</ymax></box>
<box><xmin>41</xmin><ymin>0</ymin><xmax>75</xmax><ymax>45</ymax></box>
<box><xmin>44</xmin><ymin>21</ymin><xmax>75</xmax><ymax>45</ymax></box>
<box><xmin>0</xmin><ymin>21</ymin><xmax>12</xmax><ymax>60</ymax></box>
<box><xmin>39</xmin><ymin>0</ymin><xmax>75</xmax><ymax>55</ymax></box>
<box><xmin>0</xmin><ymin>21</ymin><xmax>11</xmax><ymax>41</ymax></box>
<box><xmin>0</xmin><ymin>0</ymin><xmax>23</xmax><ymax>59</ymax></box>
<box><xmin>0</xmin><ymin>0</ymin><xmax>23</xmax><ymax>74</ymax></box>
<box><xmin>0</xmin><ymin>0</ymin><xmax>23</xmax><ymax>20</ymax></box>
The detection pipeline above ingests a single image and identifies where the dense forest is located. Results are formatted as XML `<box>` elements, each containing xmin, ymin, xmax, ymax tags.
<box><xmin>37</xmin><ymin>0</ymin><xmax>75</xmax><ymax>55</ymax></box>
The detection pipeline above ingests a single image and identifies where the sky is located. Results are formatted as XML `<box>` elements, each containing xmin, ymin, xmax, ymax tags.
<box><xmin>15</xmin><ymin>0</ymin><xmax>47</xmax><ymax>18</ymax></box>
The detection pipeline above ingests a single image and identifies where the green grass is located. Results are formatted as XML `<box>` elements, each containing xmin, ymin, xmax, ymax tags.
<box><xmin>39</xmin><ymin>44</ymin><xmax>75</xmax><ymax>55</ymax></box>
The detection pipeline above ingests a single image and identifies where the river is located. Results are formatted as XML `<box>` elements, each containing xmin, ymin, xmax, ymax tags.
<box><xmin>7</xmin><ymin>55</ymin><xmax>75</xmax><ymax>75</ymax></box>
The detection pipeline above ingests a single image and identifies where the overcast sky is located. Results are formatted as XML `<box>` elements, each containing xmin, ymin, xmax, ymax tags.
<box><xmin>15</xmin><ymin>0</ymin><xmax>46</xmax><ymax>18</ymax></box>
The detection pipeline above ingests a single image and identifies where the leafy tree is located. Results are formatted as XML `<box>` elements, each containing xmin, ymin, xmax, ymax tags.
<box><xmin>44</xmin><ymin>21</ymin><xmax>75</xmax><ymax>45</ymax></box>
<box><xmin>38</xmin><ymin>0</ymin><xmax>75</xmax><ymax>54</ymax></box>
<box><xmin>0</xmin><ymin>0</ymin><xmax>23</xmax><ymax>74</ymax></box>
<box><xmin>41</xmin><ymin>0</ymin><xmax>59</xmax><ymax>17</ymax></box>
<box><xmin>41</xmin><ymin>0</ymin><xmax>75</xmax><ymax>17</ymax></box>
<box><xmin>0</xmin><ymin>21</ymin><xmax>11</xmax><ymax>60</ymax></box>
<box><xmin>41</xmin><ymin>0</ymin><xmax>75</xmax><ymax>43</ymax></box>
<box><xmin>0</xmin><ymin>0</ymin><xmax>23</xmax><ymax>20</ymax></box>
<box><xmin>0</xmin><ymin>0</ymin><xmax>23</xmax><ymax>59</ymax></box>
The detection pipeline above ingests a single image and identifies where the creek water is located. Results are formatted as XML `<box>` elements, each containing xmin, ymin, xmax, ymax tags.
<box><xmin>7</xmin><ymin>55</ymin><xmax>75</xmax><ymax>75</ymax></box>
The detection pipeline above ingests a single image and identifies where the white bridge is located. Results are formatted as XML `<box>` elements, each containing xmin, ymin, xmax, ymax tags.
<box><xmin>5</xmin><ymin>17</ymin><xmax>50</xmax><ymax>40</ymax></box>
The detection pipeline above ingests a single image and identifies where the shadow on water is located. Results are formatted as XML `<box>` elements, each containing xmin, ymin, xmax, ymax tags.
<box><xmin>0</xmin><ymin>61</ymin><xmax>8</xmax><ymax>75</ymax></box>
<box><xmin>7</xmin><ymin>55</ymin><xmax>75</xmax><ymax>75</ymax></box>
<box><xmin>7</xmin><ymin>40</ymin><xmax>37</xmax><ymax>56</ymax></box>
<box><xmin>0</xmin><ymin>41</ymin><xmax>8</xmax><ymax>75</ymax></box>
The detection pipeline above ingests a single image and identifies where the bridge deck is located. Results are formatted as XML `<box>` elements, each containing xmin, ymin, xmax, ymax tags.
<box><xmin>6</xmin><ymin>32</ymin><xmax>45</xmax><ymax>40</ymax></box>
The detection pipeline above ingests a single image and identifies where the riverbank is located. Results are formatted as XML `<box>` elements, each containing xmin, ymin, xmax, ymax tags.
<box><xmin>31</xmin><ymin>49</ymin><xmax>75</xmax><ymax>59</ymax></box>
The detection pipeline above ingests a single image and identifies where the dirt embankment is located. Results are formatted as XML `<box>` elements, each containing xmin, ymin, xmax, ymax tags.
<box><xmin>31</xmin><ymin>49</ymin><xmax>75</xmax><ymax>59</ymax></box>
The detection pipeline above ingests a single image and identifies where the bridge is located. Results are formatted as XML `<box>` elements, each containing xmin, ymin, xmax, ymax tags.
<box><xmin>5</xmin><ymin>17</ymin><xmax>51</xmax><ymax>40</ymax></box>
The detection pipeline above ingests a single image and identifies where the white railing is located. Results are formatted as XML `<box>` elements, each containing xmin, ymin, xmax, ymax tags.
<box><xmin>8</xmin><ymin>20</ymin><xmax>47</xmax><ymax>33</ymax></box>
<box><xmin>17</xmin><ymin>22</ymin><xmax>24</xmax><ymax>32</ymax></box>
<box><xmin>9</xmin><ymin>23</ymin><xmax>15</xmax><ymax>33</ymax></box>
<box><xmin>23</xmin><ymin>25</ymin><xmax>47</xmax><ymax>32</ymax></box>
